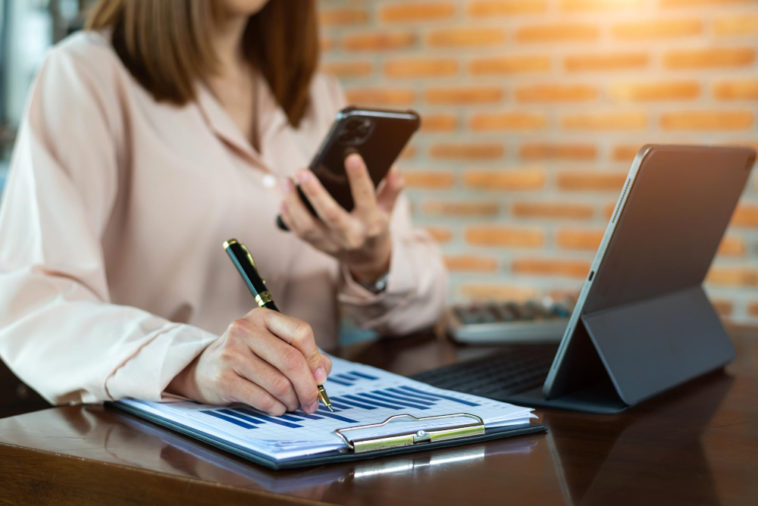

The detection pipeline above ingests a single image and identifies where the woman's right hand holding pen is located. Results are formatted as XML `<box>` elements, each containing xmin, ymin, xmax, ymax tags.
<box><xmin>167</xmin><ymin>307</ymin><xmax>332</xmax><ymax>416</ymax></box>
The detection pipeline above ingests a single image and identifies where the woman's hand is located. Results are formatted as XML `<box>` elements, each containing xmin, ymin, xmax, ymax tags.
<box><xmin>279</xmin><ymin>153</ymin><xmax>403</xmax><ymax>284</ymax></box>
<box><xmin>167</xmin><ymin>308</ymin><xmax>332</xmax><ymax>415</ymax></box>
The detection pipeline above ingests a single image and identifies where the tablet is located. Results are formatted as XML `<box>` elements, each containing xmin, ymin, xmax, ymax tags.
<box><xmin>541</xmin><ymin>144</ymin><xmax>755</xmax><ymax>408</ymax></box>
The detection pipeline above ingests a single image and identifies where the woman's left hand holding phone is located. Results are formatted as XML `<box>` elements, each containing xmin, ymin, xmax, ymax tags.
<box><xmin>279</xmin><ymin>153</ymin><xmax>403</xmax><ymax>285</ymax></box>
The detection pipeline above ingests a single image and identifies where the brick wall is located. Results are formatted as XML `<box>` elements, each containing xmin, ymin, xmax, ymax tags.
<box><xmin>317</xmin><ymin>0</ymin><xmax>758</xmax><ymax>324</ymax></box>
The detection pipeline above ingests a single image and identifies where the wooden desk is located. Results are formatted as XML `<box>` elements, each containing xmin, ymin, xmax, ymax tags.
<box><xmin>1</xmin><ymin>326</ymin><xmax>757</xmax><ymax>505</ymax></box>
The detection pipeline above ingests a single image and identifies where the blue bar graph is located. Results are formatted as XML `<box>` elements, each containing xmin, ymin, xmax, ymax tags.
<box><xmin>199</xmin><ymin>379</ymin><xmax>476</xmax><ymax>432</ymax></box>
<box><xmin>367</xmin><ymin>391</ymin><xmax>430</xmax><ymax>410</ymax></box>
<box><xmin>399</xmin><ymin>386</ymin><xmax>480</xmax><ymax>407</ymax></box>
<box><xmin>331</xmin><ymin>396</ymin><xmax>377</xmax><ymax>410</ymax></box>
<box><xmin>201</xmin><ymin>410</ymin><xmax>257</xmax><ymax>429</ymax></box>
<box><xmin>326</xmin><ymin>370</ymin><xmax>380</xmax><ymax>387</ymax></box>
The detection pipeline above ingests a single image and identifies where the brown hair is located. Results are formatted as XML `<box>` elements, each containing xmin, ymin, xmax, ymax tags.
<box><xmin>86</xmin><ymin>0</ymin><xmax>319</xmax><ymax>127</ymax></box>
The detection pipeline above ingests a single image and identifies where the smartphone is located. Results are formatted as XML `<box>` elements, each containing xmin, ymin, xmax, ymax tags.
<box><xmin>277</xmin><ymin>106</ymin><xmax>420</xmax><ymax>230</ymax></box>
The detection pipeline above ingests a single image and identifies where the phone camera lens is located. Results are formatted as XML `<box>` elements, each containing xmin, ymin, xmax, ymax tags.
<box><xmin>340</xmin><ymin>117</ymin><xmax>373</xmax><ymax>145</ymax></box>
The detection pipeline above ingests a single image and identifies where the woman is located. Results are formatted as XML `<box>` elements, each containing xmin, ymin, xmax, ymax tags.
<box><xmin>0</xmin><ymin>0</ymin><xmax>446</xmax><ymax>416</ymax></box>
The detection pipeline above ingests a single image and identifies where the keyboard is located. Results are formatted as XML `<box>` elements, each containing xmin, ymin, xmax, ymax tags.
<box><xmin>410</xmin><ymin>343</ymin><xmax>558</xmax><ymax>401</ymax></box>
<box><xmin>445</xmin><ymin>299</ymin><xmax>571</xmax><ymax>344</ymax></box>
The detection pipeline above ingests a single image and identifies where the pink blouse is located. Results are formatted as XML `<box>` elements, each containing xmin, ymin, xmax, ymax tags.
<box><xmin>0</xmin><ymin>31</ymin><xmax>446</xmax><ymax>405</ymax></box>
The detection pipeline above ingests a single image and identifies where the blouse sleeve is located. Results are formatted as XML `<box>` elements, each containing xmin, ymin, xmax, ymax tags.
<box><xmin>0</xmin><ymin>39</ymin><xmax>216</xmax><ymax>405</ymax></box>
<box><xmin>316</xmin><ymin>74</ymin><xmax>448</xmax><ymax>335</ymax></box>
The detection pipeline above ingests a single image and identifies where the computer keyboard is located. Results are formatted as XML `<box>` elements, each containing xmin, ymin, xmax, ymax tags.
<box><xmin>410</xmin><ymin>343</ymin><xmax>558</xmax><ymax>401</ymax></box>
<box><xmin>445</xmin><ymin>298</ymin><xmax>571</xmax><ymax>344</ymax></box>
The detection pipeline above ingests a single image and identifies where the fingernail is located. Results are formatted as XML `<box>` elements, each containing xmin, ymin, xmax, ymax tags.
<box><xmin>307</xmin><ymin>400</ymin><xmax>319</xmax><ymax>413</ymax></box>
<box><xmin>314</xmin><ymin>367</ymin><xmax>326</xmax><ymax>384</ymax></box>
<box><xmin>345</xmin><ymin>154</ymin><xmax>362</xmax><ymax>171</ymax></box>
<box><xmin>297</xmin><ymin>171</ymin><xmax>311</xmax><ymax>184</ymax></box>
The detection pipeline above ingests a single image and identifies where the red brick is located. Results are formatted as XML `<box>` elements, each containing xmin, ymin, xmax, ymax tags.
<box><xmin>468</xmin><ymin>1</ymin><xmax>548</xmax><ymax>17</ymax></box>
<box><xmin>515</xmin><ymin>84</ymin><xmax>597</xmax><ymax>102</ymax></box>
<box><xmin>426</xmin><ymin>226</ymin><xmax>453</xmax><ymax>243</ymax></box>
<box><xmin>420</xmin><ymin>114</ymin><xmax>458</xmax><ymax>132</ymax></box>
<box><xmin>613</xmin><ymin>19</ymin><xmax>702</xmax><ymax>39</ymax></box>
<box><xmin>345</xmin><ymin>88</ymin><xmax>415</xmax><ymax>106</ymax></box>
<box><xmin>511</xmin><ymin>202</ymin><xmax>594</xmax><ymax>220</ymax></box>
<box><xmin>707</xmin><ymin>267</ymin><xmax>758</xmax><ymax>287</ymax></box>
<box><xmin>469</xmin><ymin>56</ymin><xmax>552</xmax><ymax>75</ymax></box>
<box><xmin>603</xmin><ymin>202</ymin><xmax>617</xmax><ymax>220</ymax></box>
<box><xmin>748</xmin><ymin>302</ymin><xmax>758</xmax><ymax>317</ymax></box>
<box><xmin>661</xmin><ymin>0</ymin><xmax>753</xmax><ymax>6</ymax></box>
<box><xmin>661</xmin><ymin>111</ymin><xmax>754</xmax><ymax>130</ymax></box>
<box><xmin>664</xmin><ymin>48</ymin><xmax>755</xmax><ymax>69</ymax></box>
<box><xmin>520</xmin><ymin>143</ymin><xmax>597</xmax><ymax>160</ymax></box>
<box><xmin>561</xmin><ymin>0</ymin><xmax>644</xmax><ymax>10</ymax></box>
<box><xmin>565</xmin><ymin>52</ymin><xmax>648</xmax><ymax>72</ymax></box>
<box><xmin>464</xmin><ymin>168</ymin><xmax>546</xmax><ymax>191</ymax></box>
<box><xmin>427</xmin><ymin>27</ymin><xmax>506</xmax><ymax>47</ymax></box>
<box><xmin>562</xmin><ymin>111</ymin><xmax>648</xmax><ymax>130</ymax></box>
<box><xmin>557</xmin><ymin>171</ymin><xmax>627</xmax><ymax>191</ymax></box>
<box><xmin>321</xmin><ymin>61</ymin><xmax>372</xmax><ymax>78</ymax></box>
<box><xmin>712</xmin><ymin>299</ymin><xmax>734</xmax><ymax>318</ymax></box>
<box><xmin>466</xmin><ymin>226</ymin><xmax>544</xmax><ymax>247</ymax></box>
<box><xmin>399</xmin><ymin>145</ymin><xmax>417</xmax><ymax>161</ymax></box>
<box><xmin>714</xmin><ymin>80</ymin><xmax>758</xmax><ymax>100</ymax></box>
<box><xmin>426</xmin><ymin>87</ymin><xmax>504</xmax><ymax>105</ymax></box>
<box><xmin>319</xmin><ymin>8</ymin><xmax>368</xmax><ymax>26</ymax></box>
<box><xmin>422</xmin><ymin>201</ymin><xmax>500</xmax><ymax>217</ymax></box>
<box><xmin>714</xmin><ymin>14</ymin><xmax>758</xmax><ymax>36</ymax></box>
<box><xmin>343</xmin><ymin>32</ymin><xmax>417</xmax><ymax>52</ymax></box>
<box><xmin>516</xmin><ymin>23</ymin><xmax>599</xmax><ymax>43</ymax></box>
<box><xmin>320</xmin><ymin>37</ymin><xmax>335</xmax><ymax>53</ymax></box>
<box><xmin>717</xmin><ymin>236</ymin><xmax>746</xmax><ymax>257</ymax></box>
<box><xmin>385</xmin><ymin>59</ymin><xmax>459</xmax><ymax>78</ymax></box>
<box><xmin>511</xmin><ymin>258</ymin><xmax>592</xmax><ymax>278</ymax></box>
<box><xmin>469</xmin><ymin>112</ymin><xmax>547</xmax><ymax>131</ymax></box>
<box><xmin>731</xmin><ymin>204</ymin><xmax>758</xmax><ymax>227</ymax></box>
<box><xmin>380</xmin><ymin>3</ymin><xmax>456</xmax><ymax>22</ymax></box>
<box><xmin>460</xmin><ymin>284</ymin><xmax>538</xmax><ymax>302</ymax></box>
<box><xmin>444</xmin><ymin>255</ymin><xmax>499</xmax><ymax>272</ymax></box>
<box><xmin>611</xmin><ymin>81</ymin><xmax>701</xmax><ymax>101</ymax></box>
<box><xmin>612</xmin><ymin>145</ymin><xmax>644</xmax><ymax>162</ymax></box>
<box><xmin>402</xmin><ymin>171</ymin><xmax>455</xmax><ymax>189</ymax></box>
<box><xmin>556</xmin><ymin>229</ymin><xmax>603</xmax><ymax>251</ymax></box>
<box><xmin>430</xmin><ymin>143</ymin><xmax>505</xmax><ymax>161</ymax></box>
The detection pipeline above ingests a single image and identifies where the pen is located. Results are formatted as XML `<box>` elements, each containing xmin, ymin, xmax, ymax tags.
<box><xmin>223</xmin><ymin>238</ymin><xmax>333</xmax><ymax>412</ymax></box>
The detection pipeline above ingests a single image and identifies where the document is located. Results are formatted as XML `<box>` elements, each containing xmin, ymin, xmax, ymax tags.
<box><xmin>115</xmin><ymin>356</ymin><xmax>536</xmax><ymax>466</ymax></box>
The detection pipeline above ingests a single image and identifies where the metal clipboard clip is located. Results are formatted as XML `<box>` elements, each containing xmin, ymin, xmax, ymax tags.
<box><xmin>333</xmin><ymin>413</ymin><xmax>485</xmax><ymax>454</ymax></box>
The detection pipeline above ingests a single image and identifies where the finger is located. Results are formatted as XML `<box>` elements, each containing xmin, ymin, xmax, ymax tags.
<box><xmin>296</xmin><ymin>170</ymin><xmax>355</xmax><ymax>233</ymax></box>
<box><xmin>320</xmin><ymin>353</ymin><xmax>333</xmax><ymax>378</ymax></box>
<box><xmin>281</xmin><ymin>178</ymin><xmax>319</xmax><ymax>231</ymax></box>
<box><xmin>225</xmin><ymin>372</ymin><xmax>288</xmax><ymax>416</ymax></box>
<box><xmin>244</xmin><ymin>319</ymin><xmax>321</xmax><ymax>411</ymax></box>
<box><xmin>280</xmin><ymin>179</ymin><xmax>333</xmax><ymax>247</ymax></box>
<box><xmin>261</xmin><ymin>310</ymin><xmax>327</xmax><ymax>382</ymax></box>
<box><xmin>376</xmin><ymin>167</ymin><xmax>404</xmax><ymax>214</ymax></box>
<box><xmin>233</xmin><ymin>352</ymin><xmax>300</xmax><ymax>412</ymax></box>
<box><xmin>344</xmin><ymin>153</ymin><xmax>377</xmax><ymax>215</ymax></box>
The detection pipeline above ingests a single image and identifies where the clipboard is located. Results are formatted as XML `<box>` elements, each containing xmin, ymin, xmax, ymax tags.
<box><xmin>109</xmin><ymin>402</ymin><xmax>545</xmax><ymax>470</ymax></box>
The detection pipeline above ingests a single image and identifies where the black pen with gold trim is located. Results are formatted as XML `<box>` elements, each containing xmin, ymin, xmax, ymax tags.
<box><xmin>223</xmin><ymin>238</ymin><xmax>333</xmax><ymax>412</ymax></box>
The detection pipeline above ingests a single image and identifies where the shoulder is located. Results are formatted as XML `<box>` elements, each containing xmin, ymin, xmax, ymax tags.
<box><xmin>29</xmin><ymin>30</ymin><xmax>133</xmax><ymax>136</ymax></box>
<box><xmin>53</xmin><ymin>30</ymin><xmax>115</xmax><ymax>62</ymax></box>
<box><xmin>41</xmin><ymin>30</ymin><xmax>124</xmax><ymax>86</ymax></box>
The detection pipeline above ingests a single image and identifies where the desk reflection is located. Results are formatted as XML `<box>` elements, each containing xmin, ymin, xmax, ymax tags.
<box><xmin>43</xmin><ymin>405</ymin><xmax>539</xmax><ymax>502</ymax></box>
<box><xmin>546</xmin><ymin>371</ymin><xmax>733</xmax><ymax>505</ymax></box>
<box><xmin>0</xmin><ymin>368</ymin><xmax>736</xmax><ymax>505</ymax></box>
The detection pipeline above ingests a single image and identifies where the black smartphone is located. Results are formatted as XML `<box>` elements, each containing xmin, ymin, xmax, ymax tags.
<box><xmin>277</xmin><ymin>106</ymin><xmax>420</xmax><ymax>230</ymax></box>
